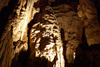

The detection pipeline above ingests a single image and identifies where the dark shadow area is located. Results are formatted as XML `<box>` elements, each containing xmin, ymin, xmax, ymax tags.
<box><xmin>50</xmin><ymin>0</ymin><xmax>79</xmax><ymax>12</ymax></box>
<box><xmin>73</xmin><ymin>43</ymin><xmax>100</xmax><ymax>67</ymax></box>
<box><xmin>60</xmin><ymin>28</ymin><xmax>70</xmax><ymax>67</ymax></box>
<box><xmin>28</xmin><ymin>13</ymin><xmax>40</xmax><ymax>54</ymax></box>
<box><xmin>72</xmin><ymin>29</ymin><xmax>100</xmax><ymax>67</ymax></box>
<box><xmin>94</xmin><ymin>0</ymin><xmax>100</xmax><ymax>24</ymax></box>
<box><xmin>11</xmin><ymin>50</ymin><xmax>28</xmax><ymax>67</ymax></box>
<box><xmin>28</xmin><ymin>56</ymin><xmax>57</xmax><ymax>67</ymax></box>
<box><xmin>0</xmin><ymin>0</ymin><xmax>18</xmax><ymax>39</ymax></box>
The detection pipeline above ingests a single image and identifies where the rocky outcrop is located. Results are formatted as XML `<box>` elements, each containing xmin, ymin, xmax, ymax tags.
<box><xmin>28</xmin><ymin>6</ymin><xmax>64</xmax><ymax>67</ymax></box>
<box><xmin>78</xmin><ymin>0</ymin><xmax>100</xmax><ymax>46</ymax></box>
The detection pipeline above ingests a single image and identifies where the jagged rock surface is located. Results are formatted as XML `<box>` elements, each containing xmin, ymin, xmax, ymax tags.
<box><xmin>0</xmin><ymin>0</ymin><xmax>39</xmax><ymax>67</ymax></box>
<box><xmin>28</xmin><ymin>6</ymin><xmax>64</xmax><ymax>67</ymax></box>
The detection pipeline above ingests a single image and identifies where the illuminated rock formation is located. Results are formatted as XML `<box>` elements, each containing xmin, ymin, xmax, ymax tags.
<box><xmin>28</xmin><ymin>6</ymin><xmax>64</xmax><ymax>67</ymax></box>
<box><xmin>0</xmin><ymin>0</ymin><xmax>100</xmax><ymax>67</ymax></box>
<box><xmin>0</xmin><ymin>0</ymin><xmax>39</xmax><ymax>67</ymax></box>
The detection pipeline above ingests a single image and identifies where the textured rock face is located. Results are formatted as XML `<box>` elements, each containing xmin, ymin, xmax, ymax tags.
<box><xmin>10</xmin><ymin>0</ymin><xmax>40</xmax><ymax>67</ymax></box>
<box><xmin>78</xmin><ymin>0</ymin><xmax>100</xmax><ymax>46</ymax></box>
<box><xmin>10</xmin><ymin>0</ymin><xmax>39</xmax><ymax>60</ymax></box>
<box><xmin>0</xmin><ymin>28</ymin><xmax>13</xmax><ymax>67</ymax></box>
<box><xmin>28</xmin><ymin>6</ymin><xmax>64</xmax><ymax>67</ymax></box>
<box><xmin>52</xmin><ymin>4</ymin><xmax>83</xmax><ymax>63</ymax></box>
<box><xmin>0</xmin><ymin>0</ymin><xmax>39</xmax><ymax>67</ymax></box>
<box><xmin>10</xmin><ymin>0</ymin><xmax>39</xmax><ymax>42</ymax></box>
<box><xmin>0</xmin><ymin>0</ymin><xmax>100</xmax><ymax>67</ymax></box>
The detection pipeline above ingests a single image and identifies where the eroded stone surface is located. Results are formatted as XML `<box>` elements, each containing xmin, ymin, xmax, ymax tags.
<box><xmin>0</xmin><ymin>0</ymin><xmax>39</xmax><ymax>67</ymax></box>
<box><xmin>52</xmin><ymin>4</ymin><xmax>83</xmax><ymax>63</ymax></box>
<box><xmin>28</xmin><ymin>6</ymin><xmax>64</xmax><ymax>67</ymax></box>
<box><xmin>78</xmin><ymin>0</ymin><xmax>100</xmax><ymax>46</ymax></box>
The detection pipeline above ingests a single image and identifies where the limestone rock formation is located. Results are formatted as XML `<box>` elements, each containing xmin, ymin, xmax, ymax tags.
<box><xmin>52</xmin><ymin>4</ymin><xmax>83</xmax><ymax>63</ymax></box>
<box><xmin>0</xmin><ymin>0</ymin><xmax>100</xmax><ymax>67</ymax></box>
<box><xmin>0</xmin><ymin>0</ymin><xmax>39</xmax><ymax>67</ymax></box>
<box><xmin>28</xmin><ymin>6</ymin><xmax>64</xmax><ymax>67</ymax></box>
<box><xmin>78</xmin><ymin>0</ymin><xmax>100</xmax><ymax>46</ymax></box>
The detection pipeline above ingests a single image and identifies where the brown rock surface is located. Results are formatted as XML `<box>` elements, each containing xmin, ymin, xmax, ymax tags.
<box><xmin>0</xmin><ymin>28</ymin><xmax>13</xmax><ymax>67</ymax></box>
<box><xmin>52</xmin><ymin>4</ymin><xmax>83</xmax><ymax>63</ymax></box>
<box><xmin>78</xmin><ymin>0</ymin><xmax>100</xmax><ymax>46</ymax></box>
<box><xmin>28</xmin><ymin>6</ymin><xmax>64</xmax><ymax>67</ymax></box>
<box><xmin>0</xmin><ymin>0</ymin><xmax>39</xmax><ymax>67</ymax></box>
<box><xmin>0</xmin><ymin>0</ymin><xmax>100</xmax><ymax>67</ymax></box>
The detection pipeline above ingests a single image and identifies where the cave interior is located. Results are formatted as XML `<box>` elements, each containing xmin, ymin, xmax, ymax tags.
<box><xmin>0</xmin><ymin>0</ymin><xmax>100</xmax><ymax>67</ymax></box>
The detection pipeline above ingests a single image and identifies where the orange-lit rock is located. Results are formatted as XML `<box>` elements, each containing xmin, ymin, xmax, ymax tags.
<box><xmin>28</xmin><ymin>6</ymin><xmax>64</xmax><ymax>67</ymax></box>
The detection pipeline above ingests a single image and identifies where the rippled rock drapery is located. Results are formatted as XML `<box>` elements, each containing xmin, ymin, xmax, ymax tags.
<box><xmin>0</xmin><ymin>29</ymin><xmax>13</xmax><ymax>67</ymax></box>
<box><xmin>10</xmin><ymin>0</ymin><xmax>40</xmax><ymax>67</ymax></box>
<box><xmin>52</xmin><ymin>4</ymin><xmax>83</xmax><ymax>63</ymax></box>
<box><xmin>78</xmin><ymin>0</ymin><xmax>100</xmax><ymax>46</ymax></box>
<box><xmin>10</xmin><ymin>0</ymin><xmax>39</xmax><ymax>58</ymax></box>
<box><xmin>28</xmin><ymin>6</ymin><xmax>64</xmax><ymax>67</ymax></box>
<box><xmin>0</xmin><ymin>0</ymin><xmax>39</xmax><ymax>67</ymax></box>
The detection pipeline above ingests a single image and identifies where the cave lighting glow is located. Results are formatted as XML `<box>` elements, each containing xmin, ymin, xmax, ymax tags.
<box><xmin>31</xmin><ymin>21</ymin><xmax>65</xmax><ymax>67</ymax></box>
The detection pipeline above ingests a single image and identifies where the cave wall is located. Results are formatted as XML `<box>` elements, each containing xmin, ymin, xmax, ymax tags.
<box><xmin>0</xmin><ymin>28</ymin><xmax>13</xmax><ymax>67</ymax></box>
<box><xmin>78</xmin><ymin>0</ymin><xmax>100</xmax><ymax>46</ymax></box>
<box><xmin>52</xmin><ymin>4</ymin><xmax>83</xmax><ymax>63</ymax></box>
